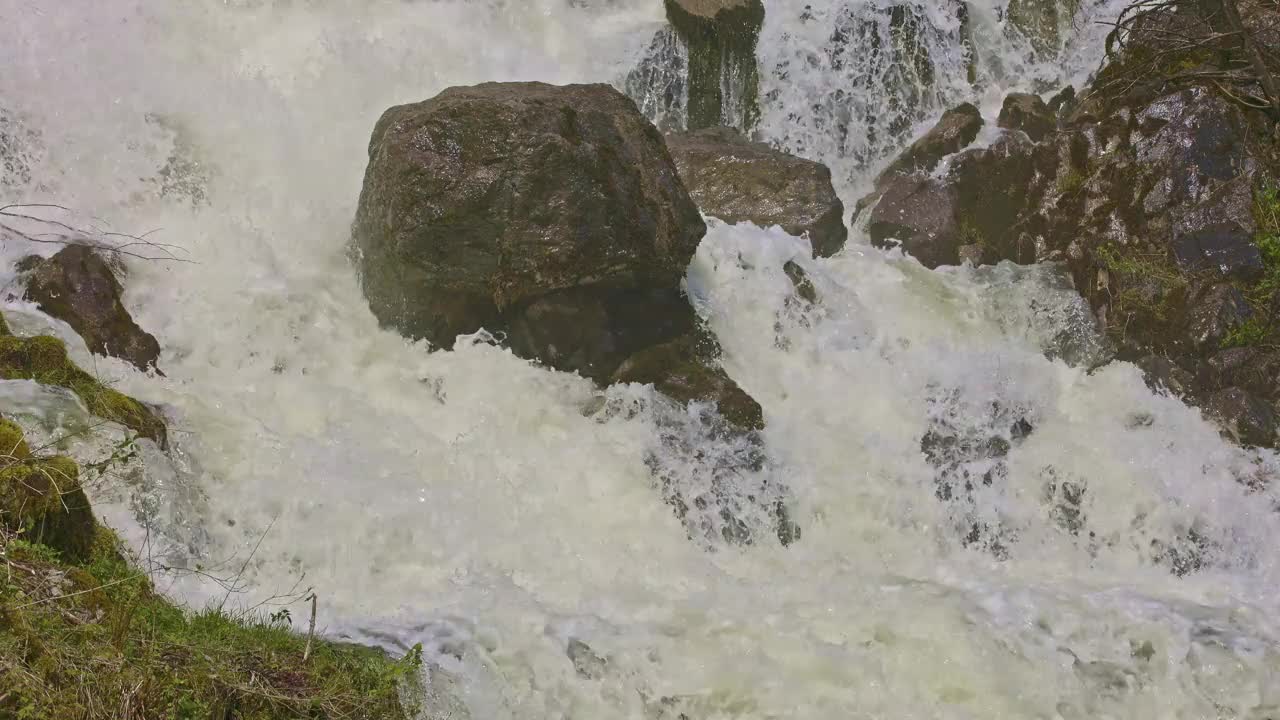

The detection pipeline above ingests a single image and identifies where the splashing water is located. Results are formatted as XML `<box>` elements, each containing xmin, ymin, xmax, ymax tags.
<box><xmin>3</xmin><ymin>0</ymin><xmax>1280</xmax><ymax>717</ymax></box>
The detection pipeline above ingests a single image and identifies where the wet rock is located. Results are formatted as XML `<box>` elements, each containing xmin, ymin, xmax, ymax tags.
<box><xmin>1047</xmin><ymin>85</ymin><xmax>1076</xmax><ymax>115</ymax></box>
<box><xmin>948</xmin><ymin>132</ymin><xmax>1047</xmax><ymax>264</ymax></box>
<box><xmin>868</xmin><ymin>174</ymin><xmax>960</xmax><ymax>268</ymax></box>
<box><xmin>663</xmin><ymin>0</ymin><xmax>765</xmax><ymax>130</ymax></box>
<box><xmin>879</xmin><ymin>103</ymin><xmax>983</xmax><ymax>180</ymax></box>
<box><xmin>353</xmin><ymin>82</ymin><xmax>705</xmax><ymax>381</ymax></box>
<box><xmin>1136</xmin><ymin>354</ymin><xmax>1195</xmax><ymax>397</ymax></box>
<box><xmin>666</xmin><ymin>127</ymin><xmax>847</xmax><ymax>256</ymax></box>
<box><xmin>612</xmin><ymin>330</ymin><xmax>763</xmax><ymax>432</ymax></box>
<box><xmin>1186</xmin><ymin>284</ymin><xmax>1253</xmax><ymax>352</ymax></box>
<box><xmin>1202</xmin><ymin>387</ymin><xmax>1278</xmax><ymax>447</ymax></box>
<box><xmin>998</xmin><ymin>92</ymin><xmax>1056</xmax><ymax>142</ymax></box>
<box><xmin>624</xmin><ymin>27</ymin><xmax>689</xmax><ymax>132</ymax></box>
<box><xmin>0</xmin><ymin>420</ymin><xmax>95</xmax><ymax>562</ymax></box>
<box><xmin>505</xmin><ymin>287</ymin><xmax>695</xmax><ymax>382</ymax></box>
<box><xmin>1170</xmin><ymin>180</ymin><xmax>1264</xmax><ymax>280</ymax></box>
<box><xmin>22</xmin><ymin>245</ymin><xmax>161</xmax><ymax>372</ymax></box>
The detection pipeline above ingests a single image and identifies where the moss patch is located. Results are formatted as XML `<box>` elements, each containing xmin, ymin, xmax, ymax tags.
<box><xmin>0</xmin><ymin>315</ymin><xmax>165</xmax><ymax>446</ymax></box>
<box><xmin>0</xmin><ymin>443</ymin><xmax>95</xmax><ymax>563</ymax></box>
<box><xmin>1224</xmin><ymin>181</ymin><xmax>1280</xmax><ymax>348</ymax></box>
<box><xmin>1095</xmin><ymin>243</ymin><xmax>1190</xmax><ymax>343</ymax></box>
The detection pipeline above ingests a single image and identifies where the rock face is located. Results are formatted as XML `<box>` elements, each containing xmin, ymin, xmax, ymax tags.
<box><xmin>855</xmin><ymin>1</ymin><xmax>1280</xmax><ymax>447</ymax></box>
<box><xmin>663</xmin><ymin>0</ymin><xmax>765</xmax><ymax>130</ymax></box>
<box><xmin>353</xmin><ymin>82</ymin><xmax>705</xmax><ymax>381</ymax></box>
<box><xmin>22</xmin><ymin>245</ymin><xmax>161</xmax><ymax>372</ymax></box>
<box><xmin>666</xmin><ymin>127</ymin><xmax>847</xmax><ymax>256</ymax></box>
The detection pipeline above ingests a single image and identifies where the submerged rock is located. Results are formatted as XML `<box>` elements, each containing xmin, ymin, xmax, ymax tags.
<box><xmin>353</xmin><ymin>82</ymin><xmax>705</xmax><ymax>381</ymax></box>
<box><xmin>612</xmin><ymin>329</ymin><xmax>763</xmax><ymax>432</ymax></box>
<box><xmin>22</xmin><ymin>245</ymin><xmax>162</xmax><ymax>372</ymax></box>
<box><xmin>666</xmin><ymin>127</ymin><xmax>846</xmax><ymax>256</ymax></box>
<box><xmin>663</xmin><ymin>0</ymin><xmax>765</xmax><ymax>130</ymax></box>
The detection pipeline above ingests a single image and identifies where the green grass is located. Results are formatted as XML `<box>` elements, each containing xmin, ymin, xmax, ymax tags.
<box><xmin>0</xmin><ymin>419</ymin><xmax>421</xmax><ymax>719</ymax></box>
<box><xmin>1222</xmin><ymin>182</ymin><xmax>1280</xmax><ymax>348</ymax></box>
<box><xmin>0</xmin><ymin>526</ymin><xmax>422</xmax><ymax>720</ymax></box>
<box><xmin>1095</xmin><ymin>243</ymin><xmax>1188</xmax><ymax>328</ymax></box>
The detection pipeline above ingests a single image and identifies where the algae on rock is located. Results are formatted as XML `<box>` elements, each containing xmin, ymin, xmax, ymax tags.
<box><xmin>0</xmin><ymin>313</ymin><xmax>166</xmax><ymax>446</ymax></box>
<box><xmin>663</xmin><ymin>0</ymin><xmax>765</xmax><ymax>130</ymax></box>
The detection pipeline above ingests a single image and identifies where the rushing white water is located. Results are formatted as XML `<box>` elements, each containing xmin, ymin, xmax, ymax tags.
<box><xmin>3</xmin><ymin>0</ymin><xmax>1280</xmax><ymax>718</ymax></box>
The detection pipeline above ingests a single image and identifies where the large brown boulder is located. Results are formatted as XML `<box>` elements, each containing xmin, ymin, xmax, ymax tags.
<box><xmin>666</xmin><ymin>127</ymin><xmax>847</xmax><ymax>257</ymax></box>
<box><xmin>353</xmin><ymin>82</ymin><xmax>706</xmax><ymax>382</ymax></box>
<box><xmin>22</xmin><ymin>245</ymin><xmax>161</xmax><ymax>372</ymax></box>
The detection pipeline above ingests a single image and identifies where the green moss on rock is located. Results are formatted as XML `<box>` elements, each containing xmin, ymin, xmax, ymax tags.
<box><xmin>0</xmin><ymin>318</ymin><xmax>165</xmax><ymax>446</ymax></box>
<box><xmin>663</xmin><ymin>0</ymin><xmax>765</xmax><ymax>130</ymax></box>
<box><xmin>0</xmin><ymin>446</ymin><xmax>95</xmax><ymax>563</ymax></box>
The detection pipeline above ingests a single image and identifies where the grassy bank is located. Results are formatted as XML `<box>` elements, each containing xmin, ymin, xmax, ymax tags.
<box><xmin>0</xmin><ymin>527</ymin><xmax>422</xmax><ymax>719</ymax></box>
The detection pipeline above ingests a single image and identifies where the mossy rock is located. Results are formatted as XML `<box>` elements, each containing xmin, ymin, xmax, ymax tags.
<box><xmin>0</xmin><ymin>319</ymin><xmax>165</xmax><ymax>446</ymax></box>
<box><xmin>0</xmin><ymin>419</ymin><xmax>32</xmax><ymax>461</ymax></box>
<box><xmin>0</xmin><ymin>426</ymin><xmax>95</xmax><ymax>562</ymax></box>
<box><xmin>663</xmin><ymin>0</ymin><xmax>765</xmax><ymax>129</ymax></box>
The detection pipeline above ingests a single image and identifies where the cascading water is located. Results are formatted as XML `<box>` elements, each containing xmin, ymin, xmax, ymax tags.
<box><xmin>3</xmin><ymin>0</ymin><xmax>1280</xmax><ymax>717</ymax></box>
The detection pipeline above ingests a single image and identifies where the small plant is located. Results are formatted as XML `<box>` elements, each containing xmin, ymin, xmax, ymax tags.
<box><xmin>1057</xmin><ymin>168</ymin><xmax>1087</xmax><ymax>195</ymax></box>
<box><xmin>1222</xmin><ymin>316</ymin><xmax>1270</xmax><ymax>348</ymax></box>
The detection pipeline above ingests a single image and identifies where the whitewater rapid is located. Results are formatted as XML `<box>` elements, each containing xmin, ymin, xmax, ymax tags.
<box><xmin>3</xmin><ymin>0</ymin><xmax>1280</xmax><ymax>717</ymax></box>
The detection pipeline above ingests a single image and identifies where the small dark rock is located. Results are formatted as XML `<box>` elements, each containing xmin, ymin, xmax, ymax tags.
<box><xmin>998</xmin><ymin>92</ymin><xmax>1056</xmax><ymax>142</ymax></box>
<box><xmin>22</xmin><ymin>245</ymin><xmax>161</xmax><ymax>372</ymax></box>
<box><xmin>783</xmin><ymin>260</ymin><xmax>817</xmax><ymax>304</ymax></box>
<box><xmin>566</xmin><ymin>639</ymin><xmax>607</xmax><ymax>680</ymax></box>
<box><xmin>666</xmin><ymin>126</ymin><xmax>847</xmax><ymax>257</ymax></box>
<box><xmin>1202</xmin><ymin>387</ymin><xmax>1278</xmax><ymax>447</ymax></box>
